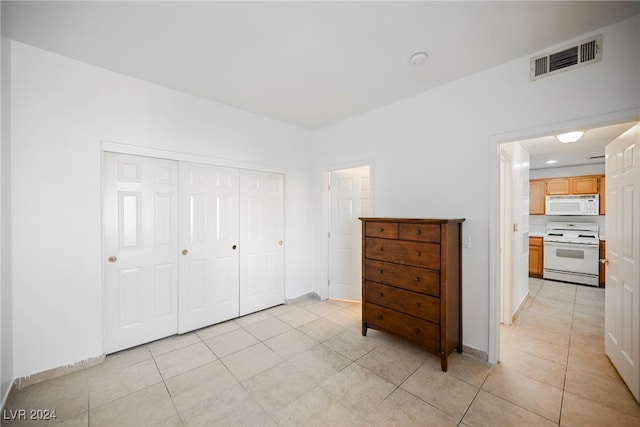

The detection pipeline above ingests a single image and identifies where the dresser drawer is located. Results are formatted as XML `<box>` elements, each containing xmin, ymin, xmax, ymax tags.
<box><xmin>364</xmin><ymin>259</ymin><xmax>440</xmax><ymax>297</ymax></box>
<box><xmin>365</xmin><ymin>237</ymin><xmax>440</xmax><ymax>269</ymax></box>
<box><xmin>365</xmin><ymin>303</ymin><xmax>439</xmax><ymax>353</ymax></box>
<box><xmin>366</xmin><ymin>281</ymin><xmax>440</xmax><ymax>323</ymax></box>
<box><xmin>365</xmin><ymin>221</ymin><xmax>398</xmax><ymax>239</ymax></box>
<box><xmin>399</xmin><ymin>223</ymin><xmax>440</xmax><ymax>243</ymax></box>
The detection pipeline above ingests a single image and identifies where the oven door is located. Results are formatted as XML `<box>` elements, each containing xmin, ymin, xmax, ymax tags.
<box><xmin>543</xmin><ymin>241</ymin><xmax>599</xmax><ymax>276</ymax></box>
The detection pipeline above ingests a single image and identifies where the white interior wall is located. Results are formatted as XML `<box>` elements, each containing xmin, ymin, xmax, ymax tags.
<box><xmin>311</xmin><ymin>15</ymin><xmax>640</xmax><ymax>354</ymax></box>
<box><xmin>501</xmin><ymin>142</ymin><xmax>530</xmax><ymax>318</ymax></box>
<box><xmin>9</xmin><ymin>41</ymin><xmax>313</xmax><ymax>379</ymax></box>
<box><xmin>1</xmin><ymin>36</ymin><xmax>13</xmax><ymax>403</ymax></box>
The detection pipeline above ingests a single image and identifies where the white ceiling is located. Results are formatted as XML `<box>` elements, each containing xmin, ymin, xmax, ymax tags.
<box><xmin>3</xmin><ymin>1</ymin><xmax>639</xmax><ymax>130</ymax></box>
<box><xmin>517</xmin><ymin>121</ymin><xmax>638</xmax><ymax>170</ymax></box>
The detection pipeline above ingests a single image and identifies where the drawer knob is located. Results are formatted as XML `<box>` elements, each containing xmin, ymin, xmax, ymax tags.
<box><xmin>378</xmin><ymin>247</ymin><xmax>384</xmax><ymax>252</ymax></box>
<box><xmin>415</xmin><ymin>229</ymin><xmax>422</xmax><ymax>235</ymax></box>
<box><xmin>378</xmin><ymin>292</ymin><xmax>383</xmax><ymax>297</ymax></box>
<box><xmin>377</xmin><ymin>315</ymin><xmax>383</xmax><ymax>321</ymax></box>
<box><xmin>415</xmin><ymin>251</ymin><xmax>421</xmax><ymax>256</ymax></box>
<box><xmin>415</xmin><ymin>302</ymin><xmax>421</xmax><ymax>308</ymax></box>
<box><xmin>415</xmin><ymin>328</ymin><xmax>422</xmax><ymax>334</ymax></box>
<box><xmin>378</xmin><ymin>269</ymin><xmax>383</xmax><ymax>274</ymax></box>
<box><xmin>414</xmin><ymin>276</ymin><xmax>420</xmax><ymax>282</ymax></box>
<box><xmin>379</xmin><ymin>227</ymin><xmax>384</xmax><ymax>232</ymax></box>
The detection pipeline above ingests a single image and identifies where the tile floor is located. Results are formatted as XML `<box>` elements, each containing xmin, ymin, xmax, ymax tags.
<box><xmin>3</xmin><ymin>279</ymin><xmax>640</xmax><ymax>426</ymax></box>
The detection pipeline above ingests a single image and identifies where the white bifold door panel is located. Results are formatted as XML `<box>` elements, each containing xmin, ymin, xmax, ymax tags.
<box><xmin>103</xmin><ymin>153</ymin><xmax>179</xmax><ymax>354</ymax></box>
<box><xmin>178</xmin><ymin>163</ymin><xmax>240</xmax><ymax>333</ymax></box>
<box><xmin>604</xmin><ymin>123</ymin><xmax>640</xmax><ymax>402</ymax></box>
<box><xmin>239</xmin><ymin>170</ymin><xmax>285</xmax><ymax>316</ymax></box>
<box><xmin>104</xmin><ymin>153</ymin><xmax>286</xmax><ymax>351</ymax></box>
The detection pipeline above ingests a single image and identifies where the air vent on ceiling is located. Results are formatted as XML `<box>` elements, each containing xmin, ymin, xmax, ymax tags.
<box><xmin>530</xmin><ymin>35</ymin><xmax>602</xmax><ymax>81</ymax></box>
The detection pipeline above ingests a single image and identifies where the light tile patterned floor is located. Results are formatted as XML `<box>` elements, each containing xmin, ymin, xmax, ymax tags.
<box><xmin>3</xmin><ymin>279</ymin><xmax>640</xmax><ymax>426</ymax></box>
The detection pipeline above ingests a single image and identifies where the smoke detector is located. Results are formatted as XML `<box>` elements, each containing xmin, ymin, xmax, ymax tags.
<box><xmin>410</xmin><ymin>52</ymin><xmax>428</xmax><ymax>65</ymax></box>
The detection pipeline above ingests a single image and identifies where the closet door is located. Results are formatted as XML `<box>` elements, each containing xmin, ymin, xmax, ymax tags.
<box><xmin>103</xmin><ymin>152</ymin><xmax>179</xmax><ymax>353</ymax></box>
<box><xmin>178</xmin><ymin>163</ymin><xmax>240</xmax><ymax>333</ymax></box>
<box><xmin>239</xmin><ymin>170</ymin><xmax>285</xmax><ymax>315</ymax></box>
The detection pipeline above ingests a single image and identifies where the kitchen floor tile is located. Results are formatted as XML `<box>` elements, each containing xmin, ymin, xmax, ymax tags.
<box><xmin>154</xmin><ymin>341</ymin><xmax>216</xmax><ymax>380</ymax></box>
<box><xmin>164</xmin><ymin>360</ymin><xmax>238</xmax><ymax>413</ymax></box>
<box><xmin>242</xmin><ymin>362</ymin><xmax>316</xmax><ymax>414</ymax></box>
<box><xmin>7</xmin><ymin>278</ymin><xmax>637</xmax><ymax>427</ymax></box>
<box><xmin>366</xmin><ymin>388</ymin><xmax>458</xmax><ymax>427</ymax></box>
<box><xmin>88</xmin><ymin>358</ymin><xmax>162</xmax><ymax>409</ymax></box>
<box><xmin>482</xmin><ymin>365</ymin><xmax>563</xmax><ymax>423</ymax></box>
<box><xmin>320</xmin><ymin>363</ymin><xmax>396</xmax><ymax>419</ymax></box>
<box><xmin>203</xmin><ymin>327</ymin><xmax>259</xmax><ymax>358</ymax></box>
<box><xmin>462</xmin><ymin>390</ymin><xmax>557</xmax><ymax>427</ymax></box>
<box><xmin>221</xmin><ymin>342</ymin><xmax>283</xmax><ymax>381</ymax></box>
<box><xmin>401</xmin><ymin>363</ymin><xmax>479</xmax><ymax>421</ymax></box>
<box><xmin>356</xmin><ymin>343</ymin><xmax>423</xmax><ymax>385</ymax></box>
<box><xmin>89</xmin><ymin>382</ymin><xmax>177</xmax><ymax>426</ymax></box>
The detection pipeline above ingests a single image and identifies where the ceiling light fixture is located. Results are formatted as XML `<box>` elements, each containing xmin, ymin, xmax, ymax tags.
<box><xmin>556</xmin><ymin>131</ymin><xmax>584</xmax><ymax>143</ymax></box>
<box><xmin>545</xmin><ymin>160</ymin><xmax>558</xmax><ymax>164</ymax></box>
<box><xmin>409</xmin><ymin>52</ymin><xmax>428</xmax><ymax>65</ymax></box>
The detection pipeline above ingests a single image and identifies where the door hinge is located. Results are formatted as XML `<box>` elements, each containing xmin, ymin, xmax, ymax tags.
<box><xmin>513</xmin><ymin>223</ymin><xmax>518</xmax><ymax>232</ymax></box>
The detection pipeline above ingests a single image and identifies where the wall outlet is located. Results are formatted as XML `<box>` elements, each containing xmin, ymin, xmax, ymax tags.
<box><xmin>463</xmin><ymin>234</ymin><xmax>471</xmax><ymax>249</ymax></box>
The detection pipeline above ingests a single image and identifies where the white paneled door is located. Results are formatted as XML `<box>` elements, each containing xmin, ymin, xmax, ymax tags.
<box><xmin>103</xmin><ymin>153</ymin><xmax>179</xmax><ymax>354</ymax></box>
<box><xmin>178</xmin><ymin>162</ymin><xmax>240</xmax><ymax>333</ymax></box>
<box><xmin>604</xmin><ymin>123</ymin><xmax>640</xmax><ymax>402</ymax></box>
<box><xmin>239</xmin><ymin>170</ymin><xmax>285</xmax><ymax>316</ymax></box>
<box><xmin>104</xmin><ymin>154</ymin><xmax>286</xmax><ymax>351</ymax></box>
<box><xmin>329</xmin><ymin>166</ymin><xmax>370</xmax><ymax>301</ymax></box>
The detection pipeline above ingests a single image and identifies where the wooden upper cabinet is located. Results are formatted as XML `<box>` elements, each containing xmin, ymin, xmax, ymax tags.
<box><xmin>546</xmin><ymin>178</ymin><xmax>570</xmax><ymax>195</ymax></box>
<box><xmin>599</xmin><ymin>175</ymin><xmax>606</xmax><ymax>215</ymax></box>
<box><xmin>570</xmin><ymin>175</ymin><xmax>599</xmax><ymax>194</ymax></box>
<box><xmin>529</xmin><ymin>180</ymin><xmax>546</xmax><ymax>215</ymax></box>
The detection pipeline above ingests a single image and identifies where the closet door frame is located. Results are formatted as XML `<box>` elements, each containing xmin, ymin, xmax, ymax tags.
<box><xmin>101</xmin><ymin>142</ymin><xmax>286</xmax><ymax>350</ymax></box>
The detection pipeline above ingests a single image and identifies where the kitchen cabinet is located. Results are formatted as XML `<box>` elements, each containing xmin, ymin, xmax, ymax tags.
<box><xmin>599</xmin><ymin>240</ymin><xmax>606</xmax><ymax>287</ymax></box>
<box><xmin>529</xmin><ymin>236</ymin><xmax>544</xmax><ymax>278</ymax></box>
<box><xmin>529</xmin><ymin>180</ymin><xmax>546</xmax><ymax>215</ymax></box>
<box><xmin>529</xmin><ymin>174</ymin><xmax>605</xmax><ymax>215</ymax></box>
<box><xmin>545</xmin><ymin>178</ymin><xmax>571</xmax><ymax>195</ymax></box>
<box><xmin>570</xmin><ymin>175</ymin><xmax>599</xmax><ymax>194</ymax></box>
<box><xmin>599</xmin><ymin>175</ymin><xmax>606</xmax><ymax>215</ymax></box>
<box><xmin>360</xmin><ymin>217</ymin><xmax>464</xmax><ymax>372</ymax></box>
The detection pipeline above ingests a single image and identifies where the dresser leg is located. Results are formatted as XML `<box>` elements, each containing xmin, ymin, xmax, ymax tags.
<box><xmin>361</xmin><ymin>321</ymin><xmax>368</xmax><ymax>336</ymax></box>
<box><xmin>440</xmin><ymin>354</ymin><xmax>448</xmax><ymax>372</ymax></box>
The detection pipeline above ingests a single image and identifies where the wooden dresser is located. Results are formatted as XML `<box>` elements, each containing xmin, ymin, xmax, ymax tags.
<box><xmin>360</xmin><ymin>217</ymin><xmax>464</xmax><ymax>371</ymax></box>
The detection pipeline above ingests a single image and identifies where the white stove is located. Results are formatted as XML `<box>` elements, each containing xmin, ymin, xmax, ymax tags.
<box><xmin>543</xmin><ymin>222</ymin><xmax>600</xmax><ymax>286</ymax></box>
<box><xmin>544</xmin><ymin>222</ymin><xmax>599</xmax><ymax>246</ymax></box>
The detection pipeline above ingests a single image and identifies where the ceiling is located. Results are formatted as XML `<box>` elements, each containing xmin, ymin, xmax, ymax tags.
<box><xmin>517</xmin><ymin>121</ymin><xmax>638</xmax><ymax>170</ymax></box>
<box><xmin>2</xmin><ymin>1</ymin><xmax>639</xmax><ymax>131</ymax></box>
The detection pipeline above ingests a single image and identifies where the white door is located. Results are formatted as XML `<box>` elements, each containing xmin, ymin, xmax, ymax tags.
<box><xmin>604</xmin><ymin>123</ymin><xmax>640</xmax><ymax>402</ymax></box>
<box><xmin>329</xmin><ymin>166</ymin><xmax>371</xmax><ymax>301</ymax></box>
<box><xmin>103</xmin><ymin>152</ymin><xmax>178</xmax><ymax>353</ymax></box>
<box><xmin>178</xmin><ymin>162</ymin><xmax>240</xmax><ymax>333</ymax></box>
<box><xmin>239</xmin><ymin>170</ymin><xmax>285</xmax><ymax>316</ymax></box>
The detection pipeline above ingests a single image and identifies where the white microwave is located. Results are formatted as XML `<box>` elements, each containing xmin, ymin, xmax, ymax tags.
<box><xmin>545</xmin><ymin>195</ymin><xmax>599</xmax><ymax>216</ymax></box>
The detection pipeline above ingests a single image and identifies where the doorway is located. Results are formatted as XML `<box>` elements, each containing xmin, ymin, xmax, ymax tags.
<box><xmin>325</xmin><ymin>164</ymin><xmax>371</xmax><ymax>301</ymax></box>
<box><xmin>489</xmin><ymin>108</ymin><xmax>640</xmax><ymax>364</ymax></box>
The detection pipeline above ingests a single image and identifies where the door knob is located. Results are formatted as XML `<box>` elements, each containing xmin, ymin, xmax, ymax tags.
<box><xmin>599</xmin><ymin>258</ymin><xmax>609</xmax><ymax>265</ymax></box>
<box><xmin>181</xmin><ymin>249</ymin><xmax>189</xmax><ymax>256</ymax></box>
<box><xmin>107</xmin><ymin>256</ymin><xmax>117</xmax><ymax>263</ymax></box>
